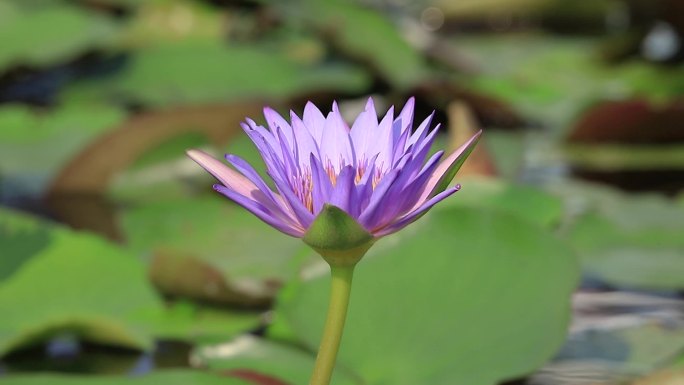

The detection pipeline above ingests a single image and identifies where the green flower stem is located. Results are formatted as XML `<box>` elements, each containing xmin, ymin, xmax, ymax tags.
<box><xmin>309</xmin><ymin>264</ymin><xmax>356</xmax><ymax>385</ymax></box>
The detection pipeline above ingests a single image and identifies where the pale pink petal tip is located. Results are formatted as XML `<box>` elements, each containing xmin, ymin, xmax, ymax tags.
<box><xmin>186</xmin><ymin>149</ymin><xmax>256</xmax><ymax>197</ymax></box>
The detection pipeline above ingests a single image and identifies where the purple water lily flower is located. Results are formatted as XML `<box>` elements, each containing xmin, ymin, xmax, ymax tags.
<box><xmin>187</xmin><ymin>97</ymin><xmax>480</xmax><ymax>240</ymax></box>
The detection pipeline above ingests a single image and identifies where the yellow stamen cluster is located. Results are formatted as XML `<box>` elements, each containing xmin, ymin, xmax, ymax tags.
<box><xmin>354</xmin><ymin>165</ymin><xmax>366</xmax><ymax>184</ymax></box>
<box><xmin>325</xmin><ymin>164</ymin><xmax>337</xmax><ymax>187</ymax></box>
<box><xmin>372</xmin><ymin>168</ymin><xmax>383</xmax><ymax>189</ymax></box>
<box><xmin>293</xmin><ymin>170</ymin><xmax>314</xmax><ymax>212</ymax></box>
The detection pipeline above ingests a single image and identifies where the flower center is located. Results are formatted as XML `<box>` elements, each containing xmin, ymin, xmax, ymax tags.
<box><xmin>293</xmin><ymin>159</ymin><xmax>385</xmax><ymax>213</ymax></box>
<box><xmin>293</xmin><ymin>170</ymin><xmax>315</xmax><ymax>212</ymax></box>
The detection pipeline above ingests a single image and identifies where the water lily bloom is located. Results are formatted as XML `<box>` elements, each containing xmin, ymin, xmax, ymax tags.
<box><xmin>189</xmin><ymin>98</ymin><xmax>480</xmax><ymax>385</ymax></box>
<box><xmin>187</xmin><ymin>97</ymin><xmax>480</xmax><ymax>259</ymax></box>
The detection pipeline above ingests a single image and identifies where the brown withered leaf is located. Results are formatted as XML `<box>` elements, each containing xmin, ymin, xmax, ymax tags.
<box><xmin>48</xmin><ymin>101</ymin><xmax>262</xmax><ymax>196</ymax></box>
<box><xmin>568</xmin><ymin>99</ymin><xmax>684</xmax><ymax>144</ymax></box>
<box><xmin>149</xmin><ymin>252</ymin><xmax>281</xmax><ymax>308</ymax></box>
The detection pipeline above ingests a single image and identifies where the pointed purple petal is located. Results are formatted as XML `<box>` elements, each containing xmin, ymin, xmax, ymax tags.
<box><xmin>390</xmin><ymin>150</ymin><xmax>444</xmax><ymax>217</ymax></box>
<box><xmin>374</xmin><ymin>185</ymin><xmax>461</xmax><ymax>236</ymax></box>
<box><xmin>412</xmin><ymin>123</ymin><xmax>440</xmax><ymax>160</ymax></box>
<box><xmin>373</xmin><ymin>105</ymin><xmax>395</xmax><ymax>169</ymax></box>
<box><xmin>274</xmin><ymin>126</ymin><xmax>299</xmax><ymax>177</ymax></box>
<box><xmin>267</xmin><ymin>171</ymin><xmax>315</xmax><ymax>229</ymax></box>
<box><xmin>224</xmin><ymin>154</ymin><xmax>300</xmax><ymax>227</ymax></box>
<box><xmin>214</xmin><ymin>185</ymin><xmax>303</xmax><ymax>237</ymax></box>
<box><xmin>321</xmin><ymin>107</ymin><xmax>354</xmax><ymax>171</ymax></box>
<box><xmin>357</xmin><ymin>168</ymin><xmax>401</xmax><ymax>229</ymax></box>
<box><xmin>242</xmin><ymin>120</ymin><xmax>285</xmax><ymax>168</ymax></box>
<box><xmin>413</xmin><ymin>130</ymin><xmax>481</xmax><ymax>207</ymax></box>
<box><xmin>350</xmin><ymin>105</ymin><xmax>379</xmax><ymax>162</ymax></box>
<box><xmin>262</xmin><ymin>135</ymin><xmax>316</xmax><ymax>228</ymax></box>
<box><xmin>363</xmin><ymin>153</ymin><xmax>428</xmax><ymax>229</ymax></box>
<box><xmin>290</xmin><ymin>110</ymin><xmax>320</xmax><ymax>169</ymax></box>
<box><xmin>391</xmin><ymin>121</ymin><xmax>412</xmax><ymax>166</ymax></box>
<box><xmin>309</xmin><ymin>153</ymin><xmax>333</xmax><ymax>214</ymax></box>
<box><xmin>303</xmin><ymin>101</ymin><xmax>326</xmax><ymax>141</ymax></box>
<box><xmin>396</xmin><ymin>97</ymin><xmax>415</xmax><ymax>134</ymax></box>
<box><xmin>351</xmin><ymin>167</ymin><xmax>375</xmax><ymax>218</ymax></box>
<box><xmin>264</xmin><ymin>107</ymin><xmax>294</xmax><ymax>149</ymax></box>
<box><xmin>329</xmin><ymin>165</ymin><xmax>356</xmax><ymax>215</ymax></box>
<box><xmin>407</xmin><ymin>112</ymin><xmax>434</xmax><ymax>148</ymax></box>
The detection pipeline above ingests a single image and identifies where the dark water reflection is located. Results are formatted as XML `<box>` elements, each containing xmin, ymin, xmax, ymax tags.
<box><xmin>0</xmin><ymin>339</ymin><xmax>192</xmax><ymax>376</ymax></box>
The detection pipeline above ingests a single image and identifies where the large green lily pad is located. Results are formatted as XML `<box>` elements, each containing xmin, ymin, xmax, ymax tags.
<box><xmin>446</xmin><ymin>176</ymin><xmax>563</xmax><ymax>228</ymax></box>
<box><xmin>271</xmin><ymin>206</ymin><xmax>579</xmax><ymax>385</ymax></box>
<box><xmin>114</xmin><ymin>40</ymin><xmax>370</xmax><ymax>106</ymax></box>
<box><xmin>0</xmin><ymin>3</ymin><xmax>119</xmax><ymax>71</ymax></box>
<box><xmin>0</xmin><ymin>207</ymin><xmax>258</xmax><ymax>355</ymax></box>
<box><xmin>0</xmin><ymin>208</ymin><xmax>162</xmax><ymax>356</ymax></box>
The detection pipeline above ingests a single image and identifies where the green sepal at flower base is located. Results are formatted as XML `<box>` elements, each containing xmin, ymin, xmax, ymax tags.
<box><xmin>303</xmin><ymin>204</ymin><xmax>375</xmax><ymax>267</ymax></box>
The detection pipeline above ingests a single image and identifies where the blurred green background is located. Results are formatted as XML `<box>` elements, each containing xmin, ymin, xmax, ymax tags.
<box><xmin>1</xmin><ymin>0</ymin><xmax>683</xmax><ymax>384</ymax></box>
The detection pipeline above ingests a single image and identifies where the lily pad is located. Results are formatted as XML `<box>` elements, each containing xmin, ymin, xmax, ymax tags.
<box><xmin>271</xmin><ymin>206</ymin><xmax>579</xmax><ymax>385</ymax></box>
<box><xmin>552</xmin><ymin>181</ymin><xmax>684</xmax><ymax>289</ymax></box>
<box><xmin>134</xmin><ymin>301</ymin><xmax>261</xmax><ymax>345</ymax></box>
<box><xmin>0</xmin><ymin>3</ymin><xmax>119</xmax><ymax>71</ymax></box>
<box><xmin>445</xmin><ymin>176</ymin><xmax>563</xmax><ymax>228</ymax></box>
<box><xmin>556</xmin><ymin>321</ymin><xmax>684</xmax><ymax>375</ymax></box>
<box><xmin>566</xmin><ymin>210</ymin><xmax>684</xmax><ymax>289</ymax></box>
<box><xmin>289</xmin><ymin>0</ymin><xmax>429</xmax><ymax>89</ymax></box>
<box><xmin>114</xmin><ymin>40</ymin><xmax>370</xmax><ymax>106</ymax></box>
<box><xmin>0</xmin><ymin>103</ymin><xmax>126</xmax><ymax>197</ymax></box>
<box><xmin>483</xmin><ymin>131</ymin><xmax>527</xmax><ymax>179</ymax></box>
<box><xmin>552</xmin><ymin>182</ymin><xmax>684</xmax><ymax>230</ymax></box>
<box><xmin>0</xmin><ymin>208</ymin><xmax>52</xmax><ymax>283</ymax></box>
<box><xmin>119</xmin><ymin>0</ymin><xmax>225</xmax><ymax>47</ymax></box>
<box><xmin>0</xmin><ymin>208</ymin><xmax>163</xmax><ymax>356</ymax></box>
<box><xmin>120</xmin><ymin>195</ymin><xmax>310</xmax><ymax>306</ymax></box>
<box><xmin>457</xmin><ymin>35</ymin><xmax>684</xmax><ymax>133</ymax></box>
<box><xmin>196</xmin><ymin>335</ymin><xmax>358</xmax><ymax>385</ymax></box>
